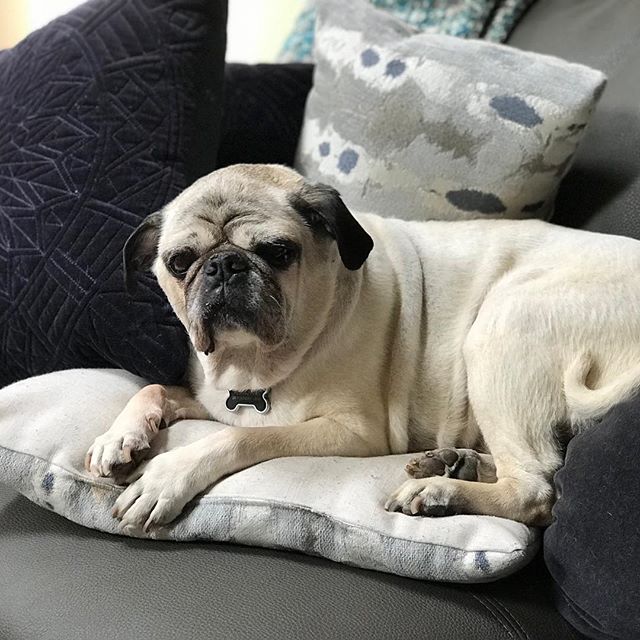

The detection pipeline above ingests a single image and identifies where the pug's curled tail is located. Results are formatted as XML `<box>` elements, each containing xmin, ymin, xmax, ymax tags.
<box><xmin>564</xmin><ymin>352</ymin><xmax>640</xmax><ymax>428</ymax></box>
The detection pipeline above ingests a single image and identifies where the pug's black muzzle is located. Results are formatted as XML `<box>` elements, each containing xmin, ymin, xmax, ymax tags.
<box><xmin>203</xmin><ymin>250</ymin><xmax>250</xmax><ymax>290</ymax></box>
<box><xmin>188</xmin><ymin>248</ymin><xmax>286</xmax><ymax>349</ymax></box>
<box><xmin>200</xmin><ymin>250</ymin><xmax>253</xmax><ymax>323</ymax></box>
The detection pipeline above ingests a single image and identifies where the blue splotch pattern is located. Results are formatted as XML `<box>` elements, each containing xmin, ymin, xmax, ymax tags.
<box><xmin>474</xmin><ymin>550</ymin><xmax>491</xmax><ymax>572</ymax></box>
<box><xmin>446</xmin><ymin>189</ymin><xmax>507</xmax><ymax>214</ymax></box>
<box><xmin>361</xmin><ymin>48</ymin><xmax>380</xmax><ymax>67</ymax></box>
<box><xmin>385</xmin><ymin>59</ymin><xmax>406</xmax><ymax>77</ymax></box>
<box><xmin>338</xmin><ymin>149</ymin><xmax>359</xmax><ymax>174</ymax></box>
<box><xmin>490</xmin><ymin>95</ymin><xmax>543</xmax><ymax>128</ymax></box>
<box><xmin>41</xmin><ymin>471</ymin><xmax>55</xmax><ymax>494</ymax></box>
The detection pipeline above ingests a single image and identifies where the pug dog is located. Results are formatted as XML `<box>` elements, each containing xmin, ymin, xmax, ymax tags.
<box><xmin>85</xmin><ymin>164</ymin><xmax>640</xmax><ymax>533</ymax></box>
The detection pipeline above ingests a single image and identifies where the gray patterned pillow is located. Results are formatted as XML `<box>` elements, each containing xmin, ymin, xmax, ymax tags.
<box><xmin>295</xmin><ymin>0</ymin><xmax>607</xmax><ymax>221</ymax></box>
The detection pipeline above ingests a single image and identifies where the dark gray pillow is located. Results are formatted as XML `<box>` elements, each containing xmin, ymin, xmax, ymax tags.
<box><xmin>544</xmin><ymin>394</ymin><xmax>640</xmax><ymax>639</ymax></box>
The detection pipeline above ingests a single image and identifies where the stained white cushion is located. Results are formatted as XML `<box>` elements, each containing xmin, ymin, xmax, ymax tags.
<box><xmin>0</xmin><ymin>369</ymin><xmax>539</xmax><ymax>582</ymax></box>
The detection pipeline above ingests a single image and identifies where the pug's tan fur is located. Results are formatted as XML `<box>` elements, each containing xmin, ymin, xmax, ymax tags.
<box><xmin>86</xmin><ymin>164</ymin><xmax>640</xmax><ymax>533</ymax></box>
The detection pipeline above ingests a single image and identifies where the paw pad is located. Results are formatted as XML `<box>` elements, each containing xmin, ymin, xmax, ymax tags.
<box><xmin>406</xmin><ymin>448</ymin><xmax>479</xmax><ymax>481</ymax></box>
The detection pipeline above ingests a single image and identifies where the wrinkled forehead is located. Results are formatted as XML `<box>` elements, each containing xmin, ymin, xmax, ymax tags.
<box><xmin>158</xmin><ymin>172</ymin><xmax>302</xmax><ymax>251</ymax></box>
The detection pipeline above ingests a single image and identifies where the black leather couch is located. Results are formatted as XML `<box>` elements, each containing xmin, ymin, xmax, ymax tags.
<box><xmin>2</xmin><ymin>1</ymin><xmax>639</xmax><ymax>638</ymax></box>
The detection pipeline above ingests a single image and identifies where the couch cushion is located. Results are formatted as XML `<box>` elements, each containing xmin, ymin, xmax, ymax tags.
<box><xmin>216</xmin><ymin>63</ymin><xmax>313</xmax><ymax>170</ymax></box>
<box><xmin>0</xmin><ymin>0</ymin><xmax>227</xmax><ymax>388</ymax></box>
<box><xmin>0</xmin><ymin>368</ymin><xmax>539</xmax><ymax>583</ymax></box>
<box><xmin>295</xmin><ymin>0</ymin><xmax>606</xmax><ymax>222</ymax></box>
<box><xmin>509</xmin><ymin>0</ymin><xmax>640</xmax><ymax>239</ymax></box>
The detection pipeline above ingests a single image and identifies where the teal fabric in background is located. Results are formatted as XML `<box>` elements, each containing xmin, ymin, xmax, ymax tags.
<box><xmin>279</xmin><ymin>0</ymin><xmax>537</xmax><ymax>62</ymax></box>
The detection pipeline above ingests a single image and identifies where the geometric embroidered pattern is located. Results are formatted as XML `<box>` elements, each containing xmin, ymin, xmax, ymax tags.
<box><xmin>0</xmin><ymin>0</ymin><xmax>225</xmax><ymax>387</ymax></box>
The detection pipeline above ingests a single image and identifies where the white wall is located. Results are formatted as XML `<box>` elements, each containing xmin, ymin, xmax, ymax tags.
<box><xmin>27</xmin><ymin>0</ymin><xmax>84</xmax><ymax>31</ymax></box>
<box><xmin>0</xmin><ymin>0</ymin><xmax>304</xmax><ymax>62</ymax></box>
<box><xmin>226</xmin><ymin>0</ymin><xmax>304</xmax><ymax>63</ymax></box>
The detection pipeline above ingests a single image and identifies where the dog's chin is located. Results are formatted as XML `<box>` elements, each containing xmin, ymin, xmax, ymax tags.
<box><xmin>188</xmin><ymin>314</ymin><xmax>284</xmax><ymax>355</ymax></box>
<box><xmin>215</xmin><ymin>327</ymin><xmax>261</xmax><ymax>348</ymax></box>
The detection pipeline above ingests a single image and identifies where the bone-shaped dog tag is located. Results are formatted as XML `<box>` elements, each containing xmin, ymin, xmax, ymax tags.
<box><xmin>226</xmin><ymin>389</ymin><xmax>271</xmax><ymax>414</ymax></box>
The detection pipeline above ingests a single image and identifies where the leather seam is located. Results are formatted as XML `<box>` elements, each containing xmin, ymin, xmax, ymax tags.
<box><xmin>469</xmin><ymin>593</ymin><xmax>519</xmax><ymax>638</ymax></box>
<box><xmin>485</xmin><ymin>594</ymin><xmax>531</xmax><ymax>640</ymax></box>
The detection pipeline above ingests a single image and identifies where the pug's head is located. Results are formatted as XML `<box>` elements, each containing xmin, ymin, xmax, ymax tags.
<box><xmin>124</xmin><ymin>164</ymin><xmax>373</xmax><ymax>360</ymax></box>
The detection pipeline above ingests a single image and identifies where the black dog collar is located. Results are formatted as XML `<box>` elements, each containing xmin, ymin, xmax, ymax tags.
<box><xmin>226</xmin><ymin>389</ymin><xmax>271</xmax><ymax>414</ymax></box>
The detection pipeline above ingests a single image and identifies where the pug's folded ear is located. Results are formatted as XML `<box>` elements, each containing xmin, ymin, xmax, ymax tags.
<box><xmin>288</xmin><ymin>182</ymin><xmax>374</xmax><ymax>270</ymax></box>
<box><xmin>123</xmin><ymin>211</ymin><xmax>164</xmax><ymax>294</ymax></box>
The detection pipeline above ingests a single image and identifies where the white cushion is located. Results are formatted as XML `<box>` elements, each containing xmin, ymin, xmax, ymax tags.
<box><xmin>0</xmin><ymin>369</ymin><xmax>539</xmax><ymax>582</ymax></box>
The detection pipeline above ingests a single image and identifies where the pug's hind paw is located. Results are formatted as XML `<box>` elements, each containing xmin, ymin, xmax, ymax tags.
<box><xmin>405</xmin><ymin>448</ymin><xmax>482</xmax><ymax>482</ymax></box>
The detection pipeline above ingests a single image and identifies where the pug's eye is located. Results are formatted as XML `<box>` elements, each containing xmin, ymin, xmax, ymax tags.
<box><xmin>167</xmin><ymin>249</ymin><xmax>197</xmax><ymax>278</ymax></box>
<box><xmin>254</xmin><ymin>240</ymin><xmax>300</xmax><ymax>270</ymax></box>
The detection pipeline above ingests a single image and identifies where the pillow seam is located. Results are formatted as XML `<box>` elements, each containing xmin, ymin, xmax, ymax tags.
<box><xmin>0</xmin><ymin>443</ymin><xmax>535</xmax><ymax>556</ymax></box>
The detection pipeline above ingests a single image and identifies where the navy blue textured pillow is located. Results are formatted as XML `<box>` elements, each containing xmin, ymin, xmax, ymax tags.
<box><xmin>0</xmin><ymin>0</ymin><xmax>227</xmax><ymax>387</ymax></box>
<box><xmin>216</xmin><ymin>63</ymin><xmax>313</xmax><ymax>169</ymax></box>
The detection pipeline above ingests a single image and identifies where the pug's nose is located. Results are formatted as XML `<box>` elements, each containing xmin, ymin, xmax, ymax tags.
<box><xmin>204</xmin><ymin>252</ymin><xmax>249</xmax><ymax>286</ymax></box>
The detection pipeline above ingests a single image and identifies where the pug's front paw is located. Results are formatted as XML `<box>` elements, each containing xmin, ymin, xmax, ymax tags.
<box><xmin>85</xmin><ymin>430</ymin><xmax>151</xmax><ymax>478</ymax></box>
<box><xmin>111</xmin><ymin>449</ymin><xmax>205</xmax><ymax>532</ymax></box>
